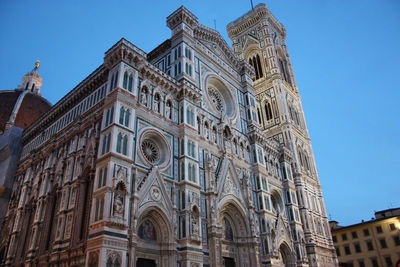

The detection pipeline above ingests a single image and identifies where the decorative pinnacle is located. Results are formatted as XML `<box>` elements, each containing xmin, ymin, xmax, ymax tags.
<box><xmin>35</xmin><ymin>60</ymin><xmax>40</xmax><ymax>68</ymax></box>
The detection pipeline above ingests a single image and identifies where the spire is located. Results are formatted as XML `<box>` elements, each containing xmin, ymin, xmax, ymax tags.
<box><xmin>20</xmin><ymin>60</ymin><xmax>43</xmax><ymax>94</ymax></box>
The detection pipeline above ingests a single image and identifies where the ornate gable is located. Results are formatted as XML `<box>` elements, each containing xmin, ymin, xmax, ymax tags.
<box><xmin>216</xmin><ymin>157</ymin><xmax>245</xmax><ymax>204</ymax></box>
<box><xmin>137</xmin><ymin>167</ymin><xmax>174</xmax><ymax>218</ymax></box>
<box><xmin>194</xmin><ymin>25</ymin><xmax>241</xmax><ymax>70</ymax></box>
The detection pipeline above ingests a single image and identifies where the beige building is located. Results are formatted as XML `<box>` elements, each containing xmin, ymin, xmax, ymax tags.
<box><xmin>0</xmin><ymin>4</ymin><xmax>337</xmax><ymax>267</ymax></box>
<box><xmin>330</xmin><ymin>208</ymin><xmax>400</xmax><ymax>267</ymax></box>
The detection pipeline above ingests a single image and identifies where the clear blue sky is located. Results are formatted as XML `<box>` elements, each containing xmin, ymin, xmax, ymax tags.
<box><xmin>1</xmin><ymin>0</ymin><xmax>399</xmax><ymax>225</ymax></box>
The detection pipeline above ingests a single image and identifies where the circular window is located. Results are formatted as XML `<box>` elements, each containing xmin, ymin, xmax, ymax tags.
<box><xmin>141</xmin><ymin>139</ymin><xmax>160</xmax><ymax>163</ymax></box>
<box><xmin>205</xmin><ymin>77</ymin><xmax>236</xmax><ymax>118</ymax></box>
<box><xmin>139</xmin><ymin>129</ymin><xmax>170</xmax><ymax>168</ymax></box>
<box><xmin>208</xmin><ymin>87</ymin><xmax>225</xmax><ymax>113</ymax></box>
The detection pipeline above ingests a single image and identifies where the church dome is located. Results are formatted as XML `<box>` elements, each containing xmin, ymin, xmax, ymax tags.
<box><xmin>0</xmin><ymin>90</ymin><xmax>51</xmax><ymax>134</ymax></box>
<box><xmin>0</xmin><ymin>62</ymin><xmax>51</xmax><ymax>135</ymax></box>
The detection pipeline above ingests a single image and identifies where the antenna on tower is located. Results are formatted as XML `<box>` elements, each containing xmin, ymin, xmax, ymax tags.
<box><xmin>250</xmin><ymin>0</ymin><xmax>254</xmax><ymax>10</ymax></box>
<box><xmin>214</xmin><ymin>19</ymin><xmax>216</xmax><ymax>30</ymax></box>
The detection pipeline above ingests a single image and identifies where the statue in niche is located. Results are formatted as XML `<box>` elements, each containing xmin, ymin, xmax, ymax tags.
<box><xmin>245</xmin><ymin>172</ymin><xmax>253</xmax><ymax>202</ymax></box>
<box><xmin>140</xmin><ymin>88</ymin><xmax>148</xmax><ymax>106</ymax></box>
<box><xmin>165</xmin><ymin>100</ymin><xmax>172</xmax><ymax>119</ymax></box>
<box><xmin>211</xmin><ymin>128</ymin><xmax>217</xmax><ymax>143</ymax></box>
<box><xmin>204</xmin><ymin>124</ymin><xmax>209</xmax><ymax>139</ymax></box>
<box><xmin>191</xmin><ymin>208</ymin><xmax>200</xmax><ymax>236</ymax></box>
<box><xmin>153</xmin><ymin>93</ymin><xmax>161</xmax><ymax>113</ymax></box>
<box><xmin>113</xmin><ymin>184</ymin><xmax>125</xmax><ymax>218</ymax></box>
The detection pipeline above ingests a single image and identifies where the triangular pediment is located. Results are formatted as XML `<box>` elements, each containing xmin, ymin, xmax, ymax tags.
<box><xmin>194</xmin><ymin>25</ymin><xmax>241</xmax><ymax>70</ymax></box>
<box><xmin>242</xmin><ymin>34</ymin><xmax>260</xmax><ymax>53</ymax></box>
<box><xmin>137</xmin><ymin>167</ymin><xmax>174</xmax><ymax>217</ymax></box>
<box><xmin>216</xmin><ymin>157</ymin><xmax>244</xmax><ymax>204</ymax></box>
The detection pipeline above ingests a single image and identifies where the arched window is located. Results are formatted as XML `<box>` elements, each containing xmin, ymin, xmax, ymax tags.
<box><xmin>256</xmin><ymin>54</ymin><xmax>263</xmax><ymax>78</ymax></box>
<box><xmin>119</xmin><ymin>107</ymin><xmax>125</xmax><ymax>124</ymax></box>
<box><xmin>278</xmin><ymin>56</ymin><xmax>291</xmax><ymax>86</ymax></box>
<box><xmin>265</xmin><ymin>102</ymin><xmax>273</xmax><ymax>121</ymax></box>
<box><xmin>186</xmin><ymin>107</ymin><xmax>194</xmax><ymax>126</ymax></box>
<box><xmin>128</xmin><ymin>74</ymin><xmax>133</xmax><ymax>92</ymax></box>
<box><xmin>106</xmin><ymin>258</ymin><xmax>113</xmax><ymax>267</ymax></box>
<box><xmin>138</xmin><ymin>220</ymin><xmax>157</xmax><ymax>241</ymax></box>
<box><xmin>123</xmin><ymin>71</ymin><xmax>128</xmax><ymax>89</ymax></box>
<box><xmin>249</xmin><ymin>54</ymin><xmax>264</xmax><ymax>80</ymax></box>
<box><xmin>31</xmin><ymin>83</ymin><xmax>35</xmax><ymax>92</ymax></box>
<box><xmin>257</xmin><ymin>107</ymin><xmax>262</xmax><ymax>124</ymax></box>
<box><xmin>122</xmin><ymin>135</ymin><xmax>128</xmax><ymax>155</ymax></box>
<box><xmin>125</xmin><ymin>109</ymin><xmax>130</xmax><ymax>127</ymax></box>
<box><xmin>116</xmin><ymin>133</ymin><xmax>122</xmax><ymax>153</ymax></box>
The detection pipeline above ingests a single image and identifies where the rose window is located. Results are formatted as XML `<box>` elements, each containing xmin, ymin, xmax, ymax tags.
<box><xmin>139</xmin><ymin>129</ymin><xmax>171</xmax><ymax>168</ymax></box>
<box><xmin>208</xmin><ymin>87</ymin><xmax>225</xmax><ymax>113</ymax></box>
<box><xmin>141</xmin><ymin>139</ymin><xmax>160</xmax><ymax>163</ymax></box>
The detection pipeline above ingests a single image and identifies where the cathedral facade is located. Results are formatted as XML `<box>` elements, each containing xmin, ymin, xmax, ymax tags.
<box><xmin>0</xmin><ymin>4</ymin><xmax>337</xmax><ymax>267</ymax></box>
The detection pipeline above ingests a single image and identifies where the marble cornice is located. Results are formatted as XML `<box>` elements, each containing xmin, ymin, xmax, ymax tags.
<box><xmin>22</xmin><ymin>65</ymin><xmax>108</xmax><ymax>144</ymax></box>
<box><xmin>227</xmin><ymin>4</ymin><xmax>286</xmax><ymax>39</ymax></box>
<box><xmin>247</xmin><ymin>124</ymin><xmax>280</xmax><ymax>156</ymax></box>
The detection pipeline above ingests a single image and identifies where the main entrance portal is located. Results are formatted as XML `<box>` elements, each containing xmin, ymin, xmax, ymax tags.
<box><xmin>136</xmin><ymin>258</ymin><xmax>156</xmax><ymax>267</ymax></box>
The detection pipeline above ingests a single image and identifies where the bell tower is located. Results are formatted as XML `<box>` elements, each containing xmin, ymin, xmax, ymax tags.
<box><xmin>227</xmin><ymin>4</ymin><xmax>337</xmax><ymax>266</ymax></box>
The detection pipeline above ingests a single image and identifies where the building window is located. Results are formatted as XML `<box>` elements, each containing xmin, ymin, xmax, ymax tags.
<box><xmin>389</xmin><ymin>223</ymin><xmax>396</xmax><ymax>231</ymax></box>
<box><xmin>186</xmin><ymin>107</ymin><xmax>194</xmax><ymax>126</ymax></box>
<box><xmin>97</xmin><ymin>167</ymin><xmax>107</xmax><ymax>188</ymax></box>
<box><xmin>123</xmin><ymin>71</ymin><xmax>128</xmax><ymax>89</ymax></box>
<box><xmin>104</xmin><ymin>106</ymin><xmax>114</xmax><ymax>127</ymax></box>
<box><xmin>393</xmin><ymin>235</ymin><xmax>400</xmax><ymax>246</ymax></box>
<box><xmin>358</xmin><ymin>260</ymin><xmax>365</xmax><ymax>267</ymax></box>
<box><xmin>371</xmin><ymin>259</ymin><xmax>378</xmax><ymax>267</ymax></box>
<box><xmin>116</xmin><ymin>133</ymin><xmax>128</xmax><ymax>156</ymax></box>
<box><xmin>376</xmin><ymin>226</ymin><xmax>383</xmax><ymax>233</ymax></box>
<box><xmin>385</xmin><ymin>256</ymin><xmax>392</xmax><ymax>267</ymax></box>
<box><xmin>94</xmin><ymin>197</ymin><xmax>104</xmax><ymax>221</ymax></box>
<box><xmin>188</xmin><ymin>163</ymin><xmax>196</xmax><ymax>183</ymax></box>
<box><xmin>119</xmin><ymin>106</ymin><xmax>130</xmax><ymax>127</ymax></box>
<box><xmin>187</xmin><ymin>140</ymin><xmax>195</xmax><ymax>158</ymax></box>
<box><xmin>351</xmin><ymin>231</ymin><xmax>358</xmax><ymax>239</ymax></box>
<box><xmin>185</xmin><ymin>63</ymin><xmax>192</xmax><ymax>76</ymax></box>
<box><xmin>380</xmin><ymin>238</ymin><xmax>387</xmax><ymax>248</ymax></box>
<box><xmin>354</xmin><ymin>243</ymin><xmax>361</xmax><ymax>253</ymax></box>
<box><xmin>185</xmin><ymin>47</ymin><xmax>192</xmax><ymax>60</ymax></box>
<box><xmin>248</xmin><ymin>54</ymin><xmax>263</xmax><ymax>80</ymax></box>
<box><xmin>167</xmin><ymin>55</ymin><xmax>171</xmax><ymax>66</ymax></box>
<box><xmin>344</xmin><ymin>245</ymin><xmax>351</xmax><ymax>255</ymax></box>
<box><xmin>342</xmin><ymin>233</ymin><xmax>347</xmax><ymax>241</ymax></box>
<box><xmin>265</xmin><ymin>102</ymin><xmax>273</xmax><ymax>121</ymax></box>
<box><xmin>363</xmin><ymin>229</ymin><xmax>370</xmax><ymax>236</ymax></box>
<box><xmin>101</xmin><ymin>133</ymin><xmax>111</xmax><ymax>155</ymax></box>
<box><xmin>367</xmin><ymin>241</ymin><xmax>374</xmax><ymax>251</ymax></box>
<box><xmin>336</xmin><ymin>247</ymin><xmax>340</xmax><ymax>256</ymax></box>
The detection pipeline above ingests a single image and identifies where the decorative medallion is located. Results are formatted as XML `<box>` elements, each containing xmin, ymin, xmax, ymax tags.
<box><xmin>150</xmin><ymin>186</ymin><xmax>161</xmax><ymax>201</ymax></box>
